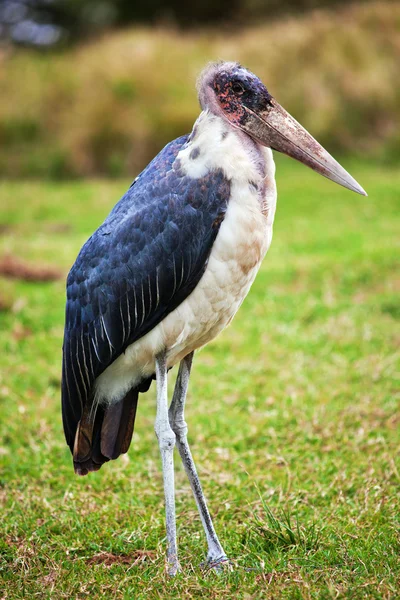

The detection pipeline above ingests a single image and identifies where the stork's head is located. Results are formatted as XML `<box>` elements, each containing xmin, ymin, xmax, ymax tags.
<box><xmin>198</xmin><ymin>62</ymin><xmax>366</xmax><ymax>196</ymax></box>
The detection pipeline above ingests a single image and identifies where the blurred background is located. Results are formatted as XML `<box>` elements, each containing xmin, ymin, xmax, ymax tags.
<box><xmin>0</xmin><ymin>0</ymin><xmax>399</xmax><ymax>178</ymax></box>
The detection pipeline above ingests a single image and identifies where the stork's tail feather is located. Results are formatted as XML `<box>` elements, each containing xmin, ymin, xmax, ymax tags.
<box><xmin>73</xmin><ymin>388</ymin><xmax>139</xmax><ymax>476</ymax></box>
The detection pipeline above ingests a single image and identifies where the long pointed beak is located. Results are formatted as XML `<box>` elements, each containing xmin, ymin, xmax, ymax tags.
<box><xmin>242</xmin><ymin>99</ymin><xmax>367</xmax><ymax>196</ymax></box>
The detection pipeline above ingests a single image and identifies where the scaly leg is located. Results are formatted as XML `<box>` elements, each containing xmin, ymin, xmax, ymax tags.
<box><xmin>155</xmin><ymin>351</ymin><xmax>179</xmax><ymax>576</ymax></box>
<box><xmin>169</xmin><ymin>352</ymin><xmax>228</xmax><ymax>567</ymax></box>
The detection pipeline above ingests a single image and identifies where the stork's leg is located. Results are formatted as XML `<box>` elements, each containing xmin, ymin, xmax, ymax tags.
<box><xmin>169</xmin><ymin>352</ymin><xmax>228</xmax><ymax>567</ymax></box>
<box><xmin>155</xmin><ymin>351</ymin><xmax>180</xmax><ymax>576</ymax></box>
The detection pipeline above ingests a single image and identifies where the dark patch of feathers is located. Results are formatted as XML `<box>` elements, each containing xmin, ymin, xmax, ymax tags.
<box><xmin>62</xmin><ymin>134</ymin><xmax>231</xmax><ymax>475</ymax></box>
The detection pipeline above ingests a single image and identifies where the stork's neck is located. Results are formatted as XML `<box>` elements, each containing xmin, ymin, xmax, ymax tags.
<box><xmin>177</xmin><ymin>110</ymin><xmax>275</xmax><ymax>186</ymax></box>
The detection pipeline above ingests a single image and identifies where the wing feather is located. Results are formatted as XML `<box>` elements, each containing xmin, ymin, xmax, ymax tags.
<box><xmin>62</xmin><ymin>135</ymin><xmax>230</xmax><ymax>452</ymax></box>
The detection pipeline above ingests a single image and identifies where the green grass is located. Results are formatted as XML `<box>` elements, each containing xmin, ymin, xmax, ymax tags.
<box><xmin>0</xmin><ymin>157</ymin><xmax>399</xmax><ymax>598</ymax></box>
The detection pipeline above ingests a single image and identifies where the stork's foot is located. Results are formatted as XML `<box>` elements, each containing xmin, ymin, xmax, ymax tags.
<box><xmin>202</xmin><ymin>554</ymin><xmax>232</xmax><ymax>573</ymax></box>
<box><xmin>166</xmin><ymin>555</ymin><xmax>181</xmax><ymax>577</ymax></box>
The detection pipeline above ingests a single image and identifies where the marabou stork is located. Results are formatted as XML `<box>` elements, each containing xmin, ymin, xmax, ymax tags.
<box><xmin>62</xmin><ymin>62</ymin><xmax>366</xmax><ymax>575</ymax></box>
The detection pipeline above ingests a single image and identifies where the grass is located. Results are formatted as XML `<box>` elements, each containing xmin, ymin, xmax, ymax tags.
<box><xmin>1</xmin><ymin>1</ymin><xmax>400</xmax><ymax>178</ymax></box>
<box><xmin>0</xmin><ymin>156</ymin><xmax>399</xmax><ymax>598</ymax></box>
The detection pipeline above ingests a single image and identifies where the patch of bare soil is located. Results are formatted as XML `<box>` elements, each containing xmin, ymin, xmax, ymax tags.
<box><xmin>0</xmin><ymin>254</ymin><xmax>62</xmax><ymax>282</ymax></box>
<box><xmin>86</xmin><ymin>550</ymin><xmax>156</xmax><ymax>568</ymax></box>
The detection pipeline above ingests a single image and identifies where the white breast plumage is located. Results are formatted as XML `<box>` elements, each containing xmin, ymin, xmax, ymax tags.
<box><xmin>94</xmin><ymin>112</ymin><xmax>277</xmax><ymax>405</ymax></box>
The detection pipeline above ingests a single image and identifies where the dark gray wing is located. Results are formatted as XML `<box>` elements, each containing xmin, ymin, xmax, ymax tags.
<box><xmin>62</xmin><ymin>135</ymin><xmax>230</xmax><ymax>454</ymax></box>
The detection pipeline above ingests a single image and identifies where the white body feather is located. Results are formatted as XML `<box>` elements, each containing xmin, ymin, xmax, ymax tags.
<box><xmin>94</xmin><ymin>111</ymin><xmax>277</xmax><ymax>404</ymax></box>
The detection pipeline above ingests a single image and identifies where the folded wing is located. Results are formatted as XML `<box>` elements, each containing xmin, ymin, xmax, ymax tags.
<box><xmin>61</xmin><ymin>136</ymin><xmax>230</xmax><ymax>472</ymax></box>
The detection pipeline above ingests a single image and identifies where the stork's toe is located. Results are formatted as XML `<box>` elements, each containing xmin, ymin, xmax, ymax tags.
<box><xmin>202</xmin><ymin>554</ymin><xmax>232</xmax><ymax>573</ymax></box>
<box><xmin>167</xmin><ymin>557</ymin><xmax>181</xmax><ymax>577</ymax></box>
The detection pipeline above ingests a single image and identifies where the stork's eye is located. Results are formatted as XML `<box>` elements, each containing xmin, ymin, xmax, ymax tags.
<box><xmin>231</xmin><ymin>81</ymin><xmax>244</xmax><ymax>94</ymax></box>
